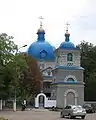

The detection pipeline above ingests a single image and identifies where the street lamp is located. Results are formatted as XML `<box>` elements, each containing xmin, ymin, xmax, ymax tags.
<box><xmin>17</xmin><ymin>45</ymin><xmax>27</xmax><ymax>52</ymax></box>
<box><xmin>14</xmin><ymin>44</ymin><xmax>27</xmax><ymax>111</ymax></box>
<box><xmin>22</xmin><ymin>45</ymin><xmax>27</xmax><ymax>47</ymax></box>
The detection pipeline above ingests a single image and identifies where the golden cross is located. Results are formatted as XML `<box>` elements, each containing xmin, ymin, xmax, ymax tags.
<box><xmin>65</xmin><ymin>22</ymin><xmax>70</xmax><ymax>30</ymax></box>
<box><xmin>39</xmin><ymin>16</ymin><xmax>44</xmax><ymax>28</ymax></box>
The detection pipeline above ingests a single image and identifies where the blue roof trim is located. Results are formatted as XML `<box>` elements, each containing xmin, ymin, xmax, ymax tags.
<box><xmin>54</xmin><ymin>66</ymin><xmax>84</xmax><ymax>70</ymax></box>
<box><xmin>43</xmin><ymin>76</ymin><xmax>53</xmax><ymax>78</ymax></box>
<box><xmin>59</xmin><ymin>47</ymin><xmax>79</xmax><ymax>50</ymax></box>
<box><xmin>55</xmin><ymin>47</ymin><xmax>80</xmax><ymax>52</ymax></box>
<box><xmin>51</xmin><ymin>81</ymin><xmax>85</xmax><ymax>85</ymax></box>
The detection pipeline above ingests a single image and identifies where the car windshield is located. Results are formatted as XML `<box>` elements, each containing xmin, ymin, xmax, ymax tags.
<box><xmin>84</xmin><ymin>104</ymin><xmax>91</xmax><ymax>107</ymax></box>
<box><xmin>72</xmin><ymin>105</ymin><xmax>82</xmax><ymax>110</ymax></box>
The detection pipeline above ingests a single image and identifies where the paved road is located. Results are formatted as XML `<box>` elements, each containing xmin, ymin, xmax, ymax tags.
<box><xmin>0</xmin><ymin>109</ymin><xmax>96</xmax><ymax>120</ymax></box>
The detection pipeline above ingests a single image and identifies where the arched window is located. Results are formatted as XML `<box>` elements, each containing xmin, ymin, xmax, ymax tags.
<box><xmin>48</xmin><ymin>70</ymin><xmax>51</xmax><ymax>75</ymax></box>
<box><xmin>67</xmin><ymin>53</ymin><xmax>73</xmax><ymax>61</ymax></box>
<box><xmin>64</xmin><ymin>75</ymin><xmax>77</xmax><ymax>82</ymax></box>
<box><xmin>40</xmin><ymin>50</ymin><xmax>47</xmax><ymax>59</ymax></box>
<box><xmin>67</xmin><ymin>78</ymin><xmax>75</xmax><ymax>82</ymax></box>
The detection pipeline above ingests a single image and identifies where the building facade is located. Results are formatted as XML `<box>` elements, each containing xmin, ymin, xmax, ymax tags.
<box><xmin>27</xmin><ymin>23</ymin><xmax>85</xmax><ymax>108</ymax></box>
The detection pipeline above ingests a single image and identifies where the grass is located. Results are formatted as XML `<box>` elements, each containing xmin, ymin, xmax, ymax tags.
<box><xmin>0</xmin><ymin>117</ymin><xmax>8</xmax><ymax>120</ymax></box>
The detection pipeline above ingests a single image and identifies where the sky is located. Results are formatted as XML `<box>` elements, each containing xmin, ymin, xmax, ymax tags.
<box><xmin>0</xmin><ymin>0</ymin><xmax>96</xmax><ymax>51</ymax></box>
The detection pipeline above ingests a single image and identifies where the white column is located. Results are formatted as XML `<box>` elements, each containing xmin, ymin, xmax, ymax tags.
<box><xmin>64</xmin><ymin>95</ymin><xmax>66</xmax><ymax>107</ymax></box>
<box><xmin>35</xmin><ymin>98</ymin><xmax>39</xmax><ymax>107</ymax></box>
<box><xmin>75</xmin><ymin>97</ymin><xmax>77</xmax><ymax>105</ymax></box>
<box><xmin>13</xmin><ymin>100</ymin><xmax>16</xmax><ymax>111</ymax></box>
<box><xmin>3</xmin><ymin>100</ymin><xmax>5</xmax><ymax>106</ymax></box>
<box><xmin>44</xmin><ymin>97</ymin><xmax>47</xmax><ymax>108</ymax></box>
<box><xmin>0</xmin><ymin>99</ymin><xmax>2</xmax><ymax>110</ymax></box>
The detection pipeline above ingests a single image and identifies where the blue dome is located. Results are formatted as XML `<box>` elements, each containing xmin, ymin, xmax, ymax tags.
<box><xmin>59</xmin><ymin>41</ymin><xmax>75</xmax><ymax>49</ymax></box>
<box><xmin>59</xmin><ymin>30</ymin><xmax>75</xmax><ymax>49</ymax></box>
<box><xmin>27</xmin><ymin>28</ymin><xmax>55</xmax><ymax>61</ymax></box>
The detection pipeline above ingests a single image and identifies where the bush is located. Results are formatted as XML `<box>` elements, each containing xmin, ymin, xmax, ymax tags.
<box><xmin>0</xmin><ymin>117</ymin><xmax>8</xmax><ymax>120</ymax></box>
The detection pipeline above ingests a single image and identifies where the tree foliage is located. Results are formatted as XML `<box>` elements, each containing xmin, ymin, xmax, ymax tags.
<box><xmin>19</xmin><ymin>54</ymin><xmax>43</xmax><ymax>100</ymax></box>
<box><xmin>0</xmin><ymin>33</ymin><xmax>18</xmax><ymax>99</ymax></box>
<box><xmin>78</xmin><ymin>40</ymin><xmax>96</xmax><ymax>101</ymax></box>
<box><xmin>0</xmin><ymin>33</ymin><xmax>43</xmax><ymax>101</ymax></box>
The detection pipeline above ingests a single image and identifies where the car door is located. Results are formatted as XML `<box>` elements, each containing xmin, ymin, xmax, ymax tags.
<box><xmin>68</xmin><ymin>105</ymin><xmax>72</xmax><ymax>115</ymax></box>
<box><xmin>66</xmin><ymin>105</ymin><xmax>72</xmax><ymax>115</ymax></box>
<box><xmin>63</xmin><ymin>106</ymin><xmax>69</xmax><ymax>116</ymax></box>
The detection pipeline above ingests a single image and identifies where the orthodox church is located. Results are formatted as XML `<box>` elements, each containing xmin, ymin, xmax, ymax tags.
<box><xmin>27</xmin><ymin>21</ymin><xmax>84</xmax><ymax>108</ymax></box>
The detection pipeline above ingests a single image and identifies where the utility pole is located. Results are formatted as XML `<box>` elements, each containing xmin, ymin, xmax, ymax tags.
<box><xmin>13</xmin><ymin>45</ymin><xmax>27</xmax><ymax>112</ymax></box>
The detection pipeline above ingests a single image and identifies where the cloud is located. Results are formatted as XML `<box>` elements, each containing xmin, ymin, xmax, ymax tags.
<box><xmin>0</xmin><ymin>0</ymin><xmax>96</xmax><ymax>50</ymax></box>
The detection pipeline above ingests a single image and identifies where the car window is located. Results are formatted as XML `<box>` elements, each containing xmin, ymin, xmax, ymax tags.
<box><xmin>64</xmin><ymin>106</ymin><xmax>69</xmax><ymax>109</ymax></box>
<box><xmin>68</xmin><ymin>106</ymin><xmax>71</xmax><ymax>109</ymax></box>
<box><xmin>65</xmin><ymin>105</ymin><xmax>72</xmax><ymax>109</ymax></box>
<box><xmin>84</xmin><ymin>104</ymin><xmax>91</xmax><ymax>107</ymax></box>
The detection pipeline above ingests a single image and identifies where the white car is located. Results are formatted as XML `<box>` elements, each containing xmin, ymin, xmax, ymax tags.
<box><xmin>60</xmin><ymin>105</ymin><xmax>86</xmax><ymax>119</ymax></box>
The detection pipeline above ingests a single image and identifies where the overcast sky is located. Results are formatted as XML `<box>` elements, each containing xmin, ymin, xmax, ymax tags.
<box><xmin>0</xmin><ymin>0</ymin><xmax>96</xmax><ymax>51</ymax></box>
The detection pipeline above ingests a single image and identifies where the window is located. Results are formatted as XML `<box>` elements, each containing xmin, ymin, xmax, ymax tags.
<box><xmin>67</xmin><ymin>53</ymin><xmax>73</xmax><ymax>61</ymax></box>
<box><xmin>48</xmin><ymin>70</ymin><xmax>51</xmax><ymax>75</ymax></box>
<box><xmin>67</xmin><ymin>63</ymin><xmax>73</xmax><ymax>66</ymax></box>
<box><xmin>68</xmin><ymin>106</ymin><xmax>71</xmax><ymax>109</ymax></box>
<box><xmin>45</xmin><ymin>82</ymin><xmax>50</xmax><ymax>89</ymax></box>
<box><xmin>65</xmin><ymin>106</ymin><xmax>69</xmax><ymax>109</ymax></box>
<box><xmin>67</xmin><ymin>78</ymin><xmax>75</xmax><ymax>82</ymax></box>
<box><xmin>39</xmin><ymin>63</ymin><xmax>45</xmax><ymax>69</ymax></box>
<box><xmin>40</xmin><ymin>50</ymin><xmax>47</xmax><ymax>59</ymax></box>
<box><xmin>65</xmin><ymin>106</ymin><xmax>71</xmax><ymax>109</ymax></box>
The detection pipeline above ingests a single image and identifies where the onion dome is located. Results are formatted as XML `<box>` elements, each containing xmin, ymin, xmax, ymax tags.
<box><xmin>27</xmin><ymin>23</ymin><xmax>55</xmax><ymax>61</ymax></box>
<box><xmin>59</xmin><ymin>29</ymin><xmax>75</xmax><ymax>49</ymax></box>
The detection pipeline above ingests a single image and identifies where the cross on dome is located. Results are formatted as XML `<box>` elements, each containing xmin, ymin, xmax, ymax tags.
<box><xmin>65</xmin><ymin>22</ymin><xmax>70</xmax><ymax>40</ymax></box>
<box><xmin>37</xmin><ymin>16</ymin><xmax>45</xmax><ymax>34</ymax></box>
<box><xmin>39</xmin><ymin>16</ymin><xmax>44</xmax><ymax>28</ymax></box>
<box><xmin>65</xmin><ymin>22</ymin><xmax>70</xmax><ymax>30</ymax></box>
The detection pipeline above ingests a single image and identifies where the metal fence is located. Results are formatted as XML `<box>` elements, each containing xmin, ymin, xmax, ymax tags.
<box><xmin>1</xmin><ymin>99</ymin><xmax>35</xmax><ymax>110</ymax></box>
<box><xmin>2</xmin><ymin>100</ymin><xmax>13</xmax><ymax>110</ymax></box>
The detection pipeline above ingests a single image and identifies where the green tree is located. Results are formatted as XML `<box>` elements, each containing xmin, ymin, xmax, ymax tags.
<box><xmin>0</xmin><ymin>33</ymin><xmax>27</xmax><ymax>100</ymax></box>
<box><xmin>78</xmin><ymin>40</ymin><xmax>96</xmax><ymax>101</ymax></box>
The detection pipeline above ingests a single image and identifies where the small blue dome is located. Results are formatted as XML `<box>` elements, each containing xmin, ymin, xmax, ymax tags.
<box><xmin>59</xmin><ymin>30</ymin><xmax>75</xmax><ymax>49</ymax></box>
<box><xmin>60</xmin><ymin>41</ymin><xmax>75</xmax><ymax>49</ymax></box>
<box><xmin>27</xmin><ymin>27</ymin><xmax>55</xmax><ymax>61</ymax></box>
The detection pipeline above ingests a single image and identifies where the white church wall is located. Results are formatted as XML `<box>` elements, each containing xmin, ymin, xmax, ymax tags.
<box><xmin>38</xmin><ymin>61</ymin><xmax>55</xmax><ymax>70</ymax></box>
<box><xmin>73</xmin><ymin>52</ymin><xmax>80</xmax><ymax>66</ymax></box>
<box><xmin>45</xmin><ymin>62</ymin><xmax>56</xmax><ymax>69</ymax></box>
<box><xmin>56</xmin><ymin>49</ymin><xmax>80</xmax><ymax>67</ymax></box>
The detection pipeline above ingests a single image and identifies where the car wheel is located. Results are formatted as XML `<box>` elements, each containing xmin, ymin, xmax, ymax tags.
<box><xmin>81</xmin><ymin>116</ymin><xmax>85</xmax><ymax>119</ymax></box>
<box><xmin>68</xmin><ymin>114</ymin><xmax>72</xmax><ymax>119</ymax></box>
<box><xmin>60</xmin><ymin>112</ymin><xmax>64</xmax><ymax>118</ymax></box>
<box><xmin>93</xmin><ymin>110</ymin><xmax>95</xmax><ymax>113</ymax></box>
<box><xmin>71</xmin><ymin>116</ymin><xmax>75</xmax><ymax>119</ymax></box>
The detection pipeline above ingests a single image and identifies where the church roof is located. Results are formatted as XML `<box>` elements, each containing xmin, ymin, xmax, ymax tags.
<box><xmin>51</xmin><ymin>81</ymin><xmax>85</xmax><ymax>85</ymax></box>
<box><xmin>53</xmin><ymin>66</ymin><xmax>84</xmax><ymax>70</ymax></box>
<box><xmin>59</xmin><ymin>26</ymin><xmax>76</xmax><ymax>50</ymax></box>
<box><xmin>27</xmin><ymin>24</ymin><xmax>56</xmax><ymax>61</ymax></box>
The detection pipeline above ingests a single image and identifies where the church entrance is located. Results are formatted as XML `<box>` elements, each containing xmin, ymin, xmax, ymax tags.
<box><xmin>35</xmin><ymin>93</ymin><xmax>47</xmax><ymax>108</ymax></box>
<box><xmin>66</xmin><ymin>92</ymin><xmax>75</xmax><ymax>105</ymax></box>
<box><xmin>64</xmin><ymin>89</ymin><xmax>78</xmax><ymax>107</ymax></box>
<box><xmin>39</xmin><ymin>95</ymin><xmax>44</xmax><ymax>108</ymax></box>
